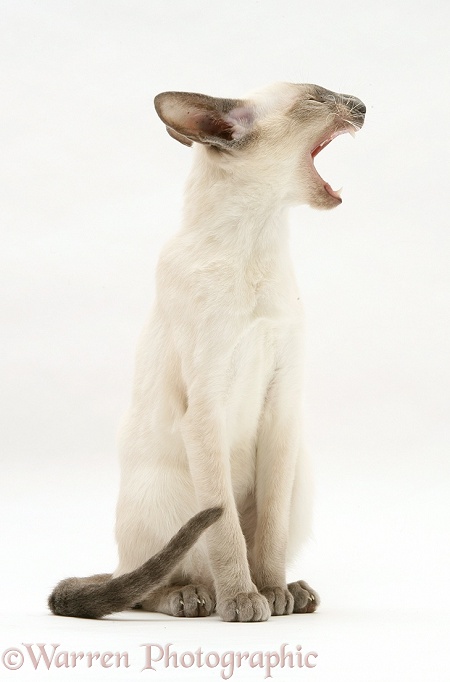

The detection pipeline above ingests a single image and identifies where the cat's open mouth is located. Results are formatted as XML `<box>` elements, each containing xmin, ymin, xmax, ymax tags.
<box><xmin>310</xmin><ymin>128</ymin><xmax>356</xmax><ymax>205</ymax></box>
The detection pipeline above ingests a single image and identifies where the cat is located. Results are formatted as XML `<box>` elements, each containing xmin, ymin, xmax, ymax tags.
<box><xmin>49</xmin><ymin>82</ymin><xmax>365</xmax><ymax>622</ymax></box>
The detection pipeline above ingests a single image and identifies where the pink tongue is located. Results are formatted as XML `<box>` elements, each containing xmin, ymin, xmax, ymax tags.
<box><xmin>325</xmin><ymin>183</ymin><xmax>342</xmax><ymax>202</ymax></box>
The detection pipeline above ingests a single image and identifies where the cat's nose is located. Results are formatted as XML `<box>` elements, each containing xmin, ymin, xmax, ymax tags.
<box><xmin>341</xmin><ymin>94</ymin><xmax>366</xmax><ymax>117</ymax></box>
<box><xmin>342</xmin><ymin>95</ymin><xmax>366</xmax><ymax>127</ymax></box>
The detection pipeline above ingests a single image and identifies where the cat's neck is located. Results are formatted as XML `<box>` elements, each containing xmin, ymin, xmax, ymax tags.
<box><xmin>180</xmin><ymin>149</ymin><xmax>291</xmax><ymax>266</ymax></box>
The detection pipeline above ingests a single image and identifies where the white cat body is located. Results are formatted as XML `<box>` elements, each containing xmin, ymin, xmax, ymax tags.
<box><xmin>115</xmin><ymin>180</ymin><xmax>306</xmax><ymax>573</ymax></box>
<box><xmin>113</xmin><ymin>82</ymin><xmax>365</xmax><ymax>621</ymax></box>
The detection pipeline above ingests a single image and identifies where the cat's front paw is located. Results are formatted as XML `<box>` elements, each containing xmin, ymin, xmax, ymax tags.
<box><xmin>217</xmin><ymin>592</ymin><xmax>270</xmax><ymax>622</ymax></box>
<box><xmin>287</xmin><ymin>580</ymin><xmax>320</xmax><ymax>613</ymax></box>
<box><xmin>259</xmin><ymin>586</ymin><xmax>294</xmax><ymax>616</ymax></box>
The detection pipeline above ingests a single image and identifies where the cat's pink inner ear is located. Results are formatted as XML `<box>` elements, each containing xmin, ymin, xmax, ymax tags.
<box><xmin>225</xmin><ymin>107</ymin><xmax>255</xmax><ymax>140</ymax></box>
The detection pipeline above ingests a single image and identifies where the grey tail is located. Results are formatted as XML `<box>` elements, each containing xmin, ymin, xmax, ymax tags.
<box><xmin>48</xmin><ymin>506</ymin><xmax>222</xmax><ymax>619</ymax></box>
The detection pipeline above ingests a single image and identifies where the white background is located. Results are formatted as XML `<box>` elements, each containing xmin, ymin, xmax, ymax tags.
<box><xmin>1</xmin><ymin>1</ymin><xmax>449</xmax><ymax>680</ymax></box>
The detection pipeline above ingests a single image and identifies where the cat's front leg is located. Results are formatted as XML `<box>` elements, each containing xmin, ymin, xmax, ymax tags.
<box><xmin>250</xmin><ymin>359</ymin><xmax>319</xmax><ymax>615</ymax></box>
<box><xmin>181</xmin><ymin>399</ymin><xmax>270</xmax><ymax>623</ymax></box>
<box><xmin>250</xmin><ymin>411</ymin><xmax>299</xmax><ymax>616</ymax></box>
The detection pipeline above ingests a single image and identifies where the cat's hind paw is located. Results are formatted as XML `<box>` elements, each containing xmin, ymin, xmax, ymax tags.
<box><xmin>166</xmin><ymin>584</ymin><xmax>215</xmax><ymax>618</ymax></box>
<box><xmin>287</xmin><ymin>580</ymin><xmax>320</xmax><ymax>613</ymax></box>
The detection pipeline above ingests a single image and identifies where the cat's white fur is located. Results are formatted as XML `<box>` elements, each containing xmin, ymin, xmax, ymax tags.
<box><xmin>112</xmin><ymin>82</ymin><xmax>365</xmax><ymax>622</ymax></box>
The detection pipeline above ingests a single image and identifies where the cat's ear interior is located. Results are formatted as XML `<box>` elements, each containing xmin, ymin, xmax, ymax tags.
<box><xmin>154</xmin><ymin>91</ymin><xmax>255</xmax><ymax>149</ymax></box>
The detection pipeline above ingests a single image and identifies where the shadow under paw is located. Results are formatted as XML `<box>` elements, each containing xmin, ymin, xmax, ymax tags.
<box><xmin>287</xmin><ymin>580</ymin><xmax>320</xmax><ymax>613</ymax></box>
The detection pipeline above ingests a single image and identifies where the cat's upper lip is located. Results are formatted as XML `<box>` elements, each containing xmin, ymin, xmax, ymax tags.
<box><xmin>309</xmin><ymin>126</ymin><xmax>359</xmax><ymax>203</ymax></box>
<box><xmin>311</xmin><ymin>128</ymin><xmax>351</xmax><ymax>158</ymax></box>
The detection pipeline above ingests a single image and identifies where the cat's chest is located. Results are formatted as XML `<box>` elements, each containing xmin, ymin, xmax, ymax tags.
<box><xmin>225</xmin><ymin>309</ymin><xmax>301</xmax><ymax>427</ymax></box>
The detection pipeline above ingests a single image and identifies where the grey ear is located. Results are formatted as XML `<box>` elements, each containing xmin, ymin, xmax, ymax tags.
<box><xmin>154</xmin><ymin>91</ymin><xmax>255</xmax><ymax>148</ymax></box>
